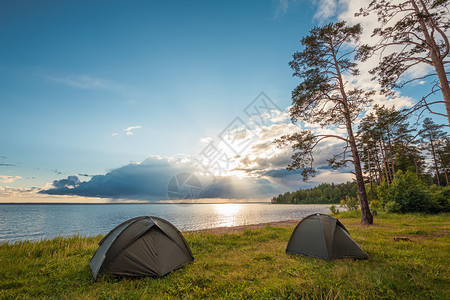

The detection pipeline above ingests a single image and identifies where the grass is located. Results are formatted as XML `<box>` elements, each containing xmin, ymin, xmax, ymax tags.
<box><xmin>0</xmin><ymin>212</ymin><xmax>449</xmax><ymax>299</ymax></box>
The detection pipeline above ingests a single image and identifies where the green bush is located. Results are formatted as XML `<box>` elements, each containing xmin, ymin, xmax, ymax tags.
<box><xmin>340</xmin><ymin>196</ymin><xmax>359</xmax><ymax>211</ymax></box>
<box><xmin>375</xmin><ymin>181</ymin><xmax>389</xmax><ymax>206</ymax></box>
<box><xmin>384</xmin><ymin>201</ymin><xmax>401</xmax><ymax>213</ymax></box>
<box><xmin>429</xmin><ymin>185</ymin><xmax>450</xmax><ymax>212</ymax></box>
<box><xmin>329</xmin><ymin>204</ymin><xmax>339</xmax><ymax>214</ymax></box>
<box><xmin>379</xmin><ymin>170</ymin><xmax>436</xmax><ymax>213</ymax></box>
<box><xmin>369</xmin><ymin>199</ymin><xmax>381</xmax><ymax>211</ymax></box>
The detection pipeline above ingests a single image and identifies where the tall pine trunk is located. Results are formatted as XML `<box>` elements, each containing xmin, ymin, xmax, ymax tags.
<box><xmin>381</xmin><ymin>138</ymin><xmax>393</xmax><ymax>181</ymax></box>
<box><xmin>414</xmin><ymin>158</ymin><xmax>420</xmax><ymax>179</ymax></box>
<box><xmin>387</xmin><ymin>131</ymin><xmax>396</xmax><ymax>178</ymax></box>
<box><xmin>333</xmin><ymin>46</ymin><xmax>373</xmax><ymax>224</ymax></box>
<box><xmin>430</xmin><ymin>139</ymin><xmax>441</xmax><ymax>186</ymax></box>
<box><xmin>412</xmin><ymin>0</ymin><xmax>450</xmax><ymax>126</ymax></box>
<box><xmin>374</xmin><ymin>148</ymin><xmax>383</xmax><ymax>184</ymax></box>
<box><xmin>438</xmin><ymin>152</ymin><xmax>449</xmax><ymax>185</ymax></box>
<box><xmin>367</xmin><ymin>147</ymin><xmax>374</xmax><ymax>201</ymax></box>
<box><xmin>379</xmin><ymin>140</ymin><xmax>391</xmax><ymax>184</ymax></box>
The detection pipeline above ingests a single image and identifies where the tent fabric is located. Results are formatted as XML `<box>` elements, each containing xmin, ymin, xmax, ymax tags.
<box><xmin>90</xmin><ymin>216</ymin><xmax>194</xmax><ymax>280</ymax></box>
<box><xmin>286</xmin><ymin>213</ymin><xmax>368</xmax><ymax>260</ymax></box>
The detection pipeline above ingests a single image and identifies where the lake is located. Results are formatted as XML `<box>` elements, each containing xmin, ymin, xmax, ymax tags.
<box><xmin>0</xmin><ymin>203</ymin><xmax>333</xmax><ymax>242</ymax></box>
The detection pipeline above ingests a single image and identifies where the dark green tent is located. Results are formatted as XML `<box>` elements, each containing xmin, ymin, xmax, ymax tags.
<box><xmin>286</xmin><ymin>213</ymin><xmax>368</xmax><ymax>260</ymax></box>
<box><xmin>90</xmin><ymin>216</ymin><xmax>194</xmax><ymax>280</ymax></box>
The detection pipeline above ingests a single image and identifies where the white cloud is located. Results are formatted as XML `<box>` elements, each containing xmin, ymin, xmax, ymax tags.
<box><xmin>200</xmin><ymin>137</ymin><xmax>213</xmax><ymax>144</ymax></box>
<box><xmin>313</xmin><ymin>169</ymin><xmax>354</xmax><ymax>183</ymax></box>
<box><xmin>124</xmin><ymin>125</ymin><xmax>142</xmax><ymax>135</ymax></box>
<box><xmin>313</xmin><ymin>0</ymin><xmax>339</xmax><ymax>21</ymax></box>
<box><xmin>274</xmin><ymin>0</ymin><xmax>289</xmax><ymax>18</ymax></box>
<box><xmin>112</xmin><ymin>125</ymin><xmax>142</xmax><ymax>137</ymax></box>
<box><xmin>45</xmin><ymin>74</ymin><xmax>126</xmax><ymax>92</ymax></box>
<box><xmin>0</xmin><ymin>175</ymin><xmax>21</xmax><ymax>183</ymax></box>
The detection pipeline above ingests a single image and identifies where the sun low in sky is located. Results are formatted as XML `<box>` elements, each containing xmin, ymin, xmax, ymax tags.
<box><xmin>0</xmin><ymin>0</ymin><xmax>446</xmax><ymax>203</ymax></box>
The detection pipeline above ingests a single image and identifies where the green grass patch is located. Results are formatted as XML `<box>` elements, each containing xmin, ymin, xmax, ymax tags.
<box><xmin>1</xmin><ymin>213</ymin><xmax>449</xmax><ymax>299</ymax></box>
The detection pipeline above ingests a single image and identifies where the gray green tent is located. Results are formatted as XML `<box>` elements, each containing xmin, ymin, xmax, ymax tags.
<box><xmin>90</xmin><ymin>216</ymin><xmax>194</xmax><ymax>280</ymax></box>
<box><xmin>286</xmin><ymin>213</ymin><xmax>368</xmax><ymax>260</ymax></box>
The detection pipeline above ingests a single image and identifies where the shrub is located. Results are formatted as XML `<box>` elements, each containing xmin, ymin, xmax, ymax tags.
<box><xmin>340</xmin><ymin>196</ymin><xmax>359</xmax><ymax>211</ymax></box>
<box><xmin>369</xmin><ymin>200</ymin><xmax>381</xmax><ymax>211</ymax></box>
<box><xmin>382</xmin><ymin>170</ymin><xmax>435</xmax><ymax>213</ymax></box>
<box><xmin>384</xmin><ymin>201</ymin><xmax>401</xmax><ymax>213</ymax></box>
<box><xmin>329</xmin><ymin>204</ymin><xmax>339</xmax><ymax>214</ymax></box>
<box><xmin>429</xmin><ymin>185</ymin><xmax>450</xmax><ymax>212</ymax></box>
<box><xmin>376</xmin><ymin>181</ymin><xmax>389</xmax><ymax>207</ymax></box>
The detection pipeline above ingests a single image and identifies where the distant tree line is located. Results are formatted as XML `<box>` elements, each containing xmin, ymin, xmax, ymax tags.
<box><xmin>271</xmin><ymin>182</ymin><xmax>357</xmax><ymax>204</ymax></box>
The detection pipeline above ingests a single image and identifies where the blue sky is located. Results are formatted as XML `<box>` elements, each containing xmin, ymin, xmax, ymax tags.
<box><xmin>0</xmin><ymin>0</ymin><xmax>448</xmax><ymax>202</ymax></box>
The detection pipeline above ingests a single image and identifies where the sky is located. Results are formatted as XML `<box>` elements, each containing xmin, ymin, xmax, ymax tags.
<box><xmin>0</xmin><ymin>0</ymin><xmax>448</xmax><ymax>203</ymax></box>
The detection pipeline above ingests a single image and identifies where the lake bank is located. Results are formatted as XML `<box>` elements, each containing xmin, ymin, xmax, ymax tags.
<box><xmin>187</xmin><ymin>218</ymin><xmax>302</xmax><ymax>234</ymax></box>
<box><xmin>1</xmin><ymin>211</ymin><xmax>448</xmax><ymax>299</ymax></box>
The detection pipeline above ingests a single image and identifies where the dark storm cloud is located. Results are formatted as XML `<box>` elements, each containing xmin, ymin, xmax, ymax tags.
<box><xmin>0</xmin><ymin>156</ymin><xmax>16</xmax><ymax>167</ymax></box>
<box><xmin>52</xmin><ymin>175</ymin><xmax>80</xmax><ymax>188</ymax></box>
<box><xmin>51</xmin><ymin>169</ymin><xmax>63</xmax><ymax>175</ymax></box>
<box><xmin>260</xmin><ymin>168</ymin><xmax>302</xmax><ymax>178</ymax></box>
<box><xmin>40</xmin><ymin>157</ymin><xmax>279</xmax><ymax>200</ymax></box>
<box><xmin>78</xmin><ymin>173</ymin><xmax>92</xmax><ymax>177</ymax></box>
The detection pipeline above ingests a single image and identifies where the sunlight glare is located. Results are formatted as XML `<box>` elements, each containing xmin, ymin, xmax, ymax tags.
<box><xmin>213</xmin><ymin>203</ymin><xmax>243</xmax><ymax>227</ymax></box>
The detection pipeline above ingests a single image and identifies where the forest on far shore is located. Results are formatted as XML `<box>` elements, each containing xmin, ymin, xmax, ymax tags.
<box><xmin>271</xmin><ymin>182</ymin><xmax>357</xmax><ymax>205</ymax></box>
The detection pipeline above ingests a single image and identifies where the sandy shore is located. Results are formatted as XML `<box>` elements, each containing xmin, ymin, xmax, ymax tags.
<box><xmin>186</xmin><ymin>219</ymin><xmax>301</xmax><ymax>234</ymax></box>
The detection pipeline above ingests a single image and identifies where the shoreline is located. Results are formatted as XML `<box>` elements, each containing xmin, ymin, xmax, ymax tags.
<box><xmin>0</xmin><ymin>218</ymin><xmax>304</xmax><ymax>244</ymax></box>
<box><xmin>186</xmin><ymin>218</ymin><xmax>302</xmax><ymax>234</ymax></box>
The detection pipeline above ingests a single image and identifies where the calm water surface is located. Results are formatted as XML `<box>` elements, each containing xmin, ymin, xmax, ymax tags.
<box><xmin>0</xmin><ymin>203</ymin><xmax>333</xmax><ymax>242</ymax></box>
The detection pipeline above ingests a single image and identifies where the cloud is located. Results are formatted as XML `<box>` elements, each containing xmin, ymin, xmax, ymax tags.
<box><xmin>111</xmin><ymin>125</ymin><xmax>142</xmax><ymax>137</ymax></box>
<box><xmin>274</xmin><ymin>0</ymin><xmax>289</xmax><ymax>17</ymax></box>
<box><xmin>0</xmin><ymin>156</ymin><xmax>15</xmax><ymax>167</ymax></box>
<box><xmin>78</xmin><ymin>173</ymin><xmax>92</xmax><ymax>177</ymax></box>
<box><xmin>51</xmin><ymin>169</ymin><xmax>63</xmax><ymax>175</ymax></box>
<box><xmin>313</xmin><ymin>169</ymin><xmax>354</xmax><ymax>183</ymax></box>
<box><xmin>45</xmin><ymin>74</ymin><xmax>126</xmax><ymax>92</ymax></box>
<box><xmin>52</xmin><ymin>175</ymin><xmax>80</xmax><ymax>189</ymax></box>
<box><xmin>0</xmin><ymin>175</ymin><xmax>21</xmax><ymax>183</ymax></box>
<box><xmin>39</xmin><ymin>156</ymin><xmax>279</xmax><ymax>200</ymax></box>
<box><xmin>228</xmin><ymin>116</ymin><xmax>349</xmax><ymax>177</ymax></box>
<box><xmin>200</xmin><ymin>137</ymin><xmax>213</xmax><ymax>144</ymax></box>
<box><xmin>313</xmin><ymin>0</ymin><xmax>340</xmax><ymax>21</ymax></box>
<box><xmin>124</xmin><ymin>126</ymin><xmax>142</xmax><ymax>136</ymax></box>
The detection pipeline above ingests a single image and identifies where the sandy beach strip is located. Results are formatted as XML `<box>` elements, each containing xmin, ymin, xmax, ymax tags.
<box><xmin>186</xmin><ymin>219</ymin><xmax>301</xmax><ymax>234</ymax></box>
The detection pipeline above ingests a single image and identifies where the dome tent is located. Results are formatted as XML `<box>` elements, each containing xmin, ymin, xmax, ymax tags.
<box><xmin>90</xmin><ymin>216</ymin><xmax>194</xmax><ymax>280</ymax></box>
<box><xmin>286</xmin><ymin>213</ymin><xmax>368</xmax><ymax>260</ymax></box>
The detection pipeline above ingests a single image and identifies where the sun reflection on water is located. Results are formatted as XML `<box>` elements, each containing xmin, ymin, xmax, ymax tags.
<box><xmin>213</xmin><ymin>203</ymin><xmax>243</xmax><ymax>227</ymax></box>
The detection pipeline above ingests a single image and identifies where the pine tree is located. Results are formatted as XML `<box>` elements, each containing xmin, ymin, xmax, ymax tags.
<box><xmin>419</xmin><ymin>117</ymin><xmax>449</xmax><ymax>185</ymax></box>
<box><xmin>277</xmin><ymin>22</ymin><xmax>374</xmax><ymax>224</ymax></box>
<box><xmin>357</xmin><ymin>0</ymin><xmax>450</xmax><ymax>125</ymax></box>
